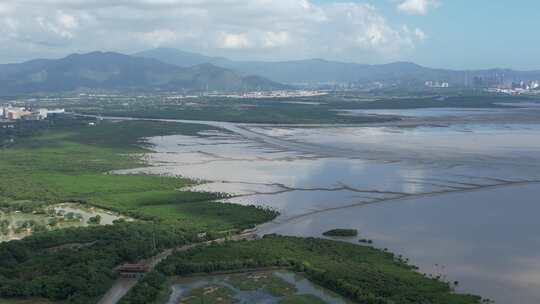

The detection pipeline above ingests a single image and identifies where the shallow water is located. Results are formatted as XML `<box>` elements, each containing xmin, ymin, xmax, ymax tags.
<box><xmin>337</xmin><ymin>107</ymin><xmax>511</xmax><ymax>118</ymax></box>
<box><xmin>257</xmin><ymin>183</ymin><xmax>540</xmax><ymax>304</ymax></box>
<box><xmin>167</xmin><ymin>271</ymin><xmax>349</xmax><ymax>304</ymax></box>
<box><xmin>111</xmin><ymin>109</ymin><xmax>540</xmax><ymax>303</ymax></box>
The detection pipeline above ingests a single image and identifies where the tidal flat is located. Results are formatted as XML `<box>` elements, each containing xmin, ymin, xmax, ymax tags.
<box><xmin>115</xmin><ymin>105</ymin><xmax>540</xmax><ymax>303</ymax></box>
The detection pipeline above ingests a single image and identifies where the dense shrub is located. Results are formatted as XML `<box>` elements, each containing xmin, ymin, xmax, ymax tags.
<box><xmin>158</xmin><ymin>235</ymin><xmax>482</xmax><ymax>304</ymax></box>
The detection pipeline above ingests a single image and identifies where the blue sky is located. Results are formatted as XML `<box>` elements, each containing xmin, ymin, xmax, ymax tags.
<box><xmin>360</xmin><ymin>0</ymin><xmax>539</xmax><ymax>70</ymax></box>
<box><xmin>0</xmin><ymin>0</ymin><xmax>538</xmax><ymax>70</ymax></box>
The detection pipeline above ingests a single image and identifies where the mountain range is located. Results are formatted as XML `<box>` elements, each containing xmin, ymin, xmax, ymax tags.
<box><xmin>2</xmin><ymin>48</ymin><xmax>540</xmax><ymax>95</ymax></box>
<box><xmin>136</xmin><ymin>48</ymin><xmax>540</xmax><ymax>86</ymax></box>
<box><xmin>0</xmin><ymin>51</ymin><xmax>285</xmax><ymax>95</ymax></box>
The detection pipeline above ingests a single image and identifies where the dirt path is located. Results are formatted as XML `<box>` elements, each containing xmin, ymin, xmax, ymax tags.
<box><xmin>97</xmin><ymin>231</ymin><xmax>256</xmax><ymax>304</ymax></box>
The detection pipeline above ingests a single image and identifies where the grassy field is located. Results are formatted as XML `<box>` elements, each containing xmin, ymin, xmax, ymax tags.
<box><xmin>0</xmin><ymin>117</ymin><xmax>275</xmax><ymax>232</ymax></box>
<box><xmin>0</xmin><ymin>117</ymin><xmax>276</xmax><ymax>303</ymax></box>
<box><xmin>53</xmin><ymin>93</ymin><xmax>535</xmax><ymax>124</ymax></box>
<box><xmin>67</xmin><ymin>95</ymin><xmax>397</xmax><ymax>124</ymax></box>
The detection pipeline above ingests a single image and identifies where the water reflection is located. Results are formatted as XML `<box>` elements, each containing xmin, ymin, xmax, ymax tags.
<box><xmin>336</xmin><ymin>107</ymin><xmax>513</xmax><ymax>118</ymax></box>
<box><xmin>166</xmin><ymin>271</ymin><xmax>350</xmax><ymax>304</ymax></box>
<box><xmin>116</xmin><ymin>118</ymin><xmax>540</xmax><ymax>304</ymax></box>
<box><xmin>257</xmin><ymin>184</ymin><xmax>540</xmax><ymax>304</ymax></box>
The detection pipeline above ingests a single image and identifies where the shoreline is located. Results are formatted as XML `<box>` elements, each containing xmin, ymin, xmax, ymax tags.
<box><xmin>256</xmin><ymin>179</ymin><xmax>540</xmax><ymax>229</ymax></box>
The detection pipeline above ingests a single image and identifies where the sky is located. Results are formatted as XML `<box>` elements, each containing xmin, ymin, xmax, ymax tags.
<box><xmin>0</xmin><ymin>0</ymin><xmax>538</xmax><ymax>70</ymax></box>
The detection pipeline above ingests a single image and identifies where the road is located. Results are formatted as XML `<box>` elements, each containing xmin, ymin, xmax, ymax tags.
<box><xmin>97</xmin><ymin>231</ymin><xmax>256</xmax><ymax>304</ymax></box>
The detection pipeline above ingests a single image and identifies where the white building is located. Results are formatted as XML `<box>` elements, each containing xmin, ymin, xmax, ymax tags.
<box><xmin>0</xmin><ymin>105</ymin><xmax>65</xmax><ymax>121</ymax></box>
<box><xmin>46</xmin><ymin>109</ymin><xmax>65</xmax><ymax>115</ymax></box>
<box><xmin>6</xmin><ymin>107</ymin><xmax>30</xmax><ymax>120</ymax></box>
<box><xmin>425</xmin><ymin>81</ymin><xmax>450</xmax><ymax>88</ymax></box>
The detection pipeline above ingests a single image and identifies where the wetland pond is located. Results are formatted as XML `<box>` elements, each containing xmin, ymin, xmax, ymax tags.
<box><xmin>167</xmin><ymin>271</ymin><xmax>350</xmax><ymax>304</ymax></box>
<box><xmin>113</xmin><ymin>105</ymin><xmax>540</xmax><ymax>303</ymax></box>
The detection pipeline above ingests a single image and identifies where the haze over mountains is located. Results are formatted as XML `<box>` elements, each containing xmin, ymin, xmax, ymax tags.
<box><xmin>2</xmin><ymin>48</ymin><xmax>540</xmax><ymax>95</ymax></box>
<box><xmin>136</xmin><ymin>48</ymin><xmax>540</xmax><ymax>86</ymax></box>
<box><xmin>0</xmin><ymin>52</ymin><xmax>284</xmax><ymax>95</ymax></box>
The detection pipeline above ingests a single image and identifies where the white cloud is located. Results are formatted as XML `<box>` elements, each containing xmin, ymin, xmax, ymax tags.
<box><xmin>0</xmin><ymin>0</ymin><xmax>423</xmax><ymax>63</ymax></box>
<box><xmin>415</xmin><ymin>28</ymin><xmax>428</xmax><ymax>40</ymax></box>
<box><xmin>57</xmin><ymin>11</ymin><xmax>79</xmax><ymax>30</ymax></box>
<box><xmin>220</xmin><ymin>33</ymin><xmax>252</xmax><ymax>49</ymax></box>
<box><xmin>263</xmin><ymin>31</ymin><xmax>291</xmax><ymax>48</ymax></box>
<box><xmin>324</xmin><ymin>3</ymin><xmax>415</xmax><ymax>56</ymax></box>
<box><xmin>0</xmin><ymin>3</ymin><xmax>15</xmax><ymax>14</ymax></box>
<box><xmin>397</xmin><ymin>0</ymin><xmax>440</xmax><ymax>15</ymax></box>
<box><xmin>37</xmin><ymin>15</ymin><xmax>74</xmax><ymax>39</ymax></box>
<box><xmin>0</xmin><ymin>18</ymin><xmax>19</xmax><ymax>42</ymax></box>
<box><xmin>135</xmin><ymin>29</ymin><xmax>180</xmax><ymax>47</ymax></box>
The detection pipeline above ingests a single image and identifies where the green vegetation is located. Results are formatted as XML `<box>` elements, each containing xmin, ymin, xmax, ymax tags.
<box><xmin>158</xmin><ymin>235</ymin><xmax>482</xmax><ymax>304</ymax></box>
<box><xmin>71</xmin><ymin>99</ymin><xmax>381</xmax><ymax>124</ymax></box>
<box><xmin>124</xmin><ymin>272</ymin><xmax>305</xmax><ymax>304</ymax></box>
<box><xmin>0</xmin><ymin>298</ymin><xmax>53</xmax><ymax>304</ymax></box>
<box><xmin>182</xmin><ymin>285</ymin><xmax>236</xmax><ymax>304</ymax></box>
<box><xmin>80</xmin><ymin>101</ymin><xmax>391</xmax><ymax>124</ymax></box>
<box><xmin>0</xmin><ymin>117</ymin><xmax>276</xmax><ymax>232</ymax></box>
<box><xmin>0</xmin><ymin>120</ymin><xmax>53</xmax><ymax>148</ymax></box>
<box><xmin>227</xmin><ymin>272</ymin><xmax>297</xmax><ymax>297</ymax></box>
<box><xmin>38</xmin><ymin>92</ymin><xmax>533</xmax><ymax>125</ymax></box>
<box><xmin>65</xmin><ymin>95</ymin><xmax>398</xmax><ymax>124</ymax></box>
<box><xmin>119</xmin><ymin>271</ymin><xmax>168</xmax><ymax>304</ymax></box>
<box><xmin>0</xmin><ymin>220</ymin><xmax>9</xmax><ymax>235</ymax></box>
<box><xmin>262</xmin><ymin>277</ymin><xmax>296</xmax><ymax>297</ymax></box>
<box><xmin>0</xmin><ymin>117</ymin><xmax>277</xmax><ymax>303</ymax></box>
<box><xmin>87</xmin><ymin>215</ymin><xmax>101</xmax><ymax>225</ymax></box>
<box><xmin>0</xmin><ymin>223</ymin><xmax>195</xmax><ymax>303</ymax></box>
<box><xmin>280</xmin><ymin>294</ymin><xmax>328</xmax><ymax>304</ymax></box>
<box><xmin>0</xmin><ymin>95</ymin><xmax>499</xmax><ymax>304</ymax></box>
<box><xmin>322</xmin><ymin>229</ymin><xmax>358</xmax><ymax>237</ymax></box>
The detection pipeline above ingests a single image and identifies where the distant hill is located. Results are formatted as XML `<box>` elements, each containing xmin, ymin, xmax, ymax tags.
<box><xmin>136</xmin><ymin>48</ymin><xmax>540</xmax><ymax>86</ymax></box>
<box><xmin>0</xmin><ymin>51</ymin><xmax>285</xmax><ymax>95</ymax></box>
<box><xmin>135</xmin><ymin>48</ymin><xmax>232</xmax><ymax>68</ymax></box>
